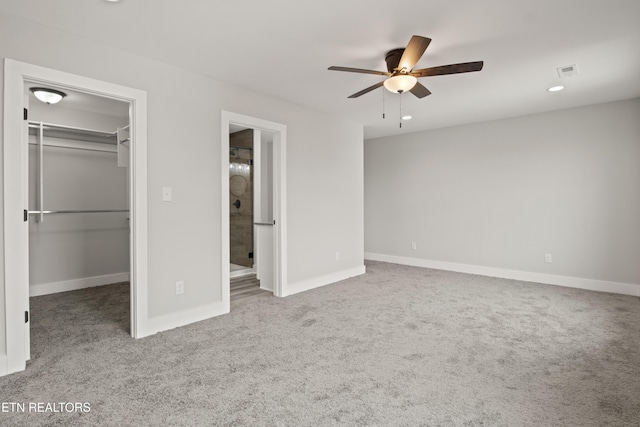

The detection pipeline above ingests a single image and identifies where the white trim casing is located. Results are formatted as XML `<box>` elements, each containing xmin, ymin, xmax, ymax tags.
<box><xmin>252</xmin><ymin>129</ymin><xmax>262</xmax><ymax>278</ymax></box>
<box><xmin>29</xmin><ymin>273</ymin><xmax>131</xmax><ymax>297</ymax></box>
<box><xmin>253</xmin><ymin>129</ymin><xmax>262</xmax><ymax>233</ymax></box>
<box><xmin>128</xmin><ymin>94</ymin><xmax>149</xmax><ymax>339</ymax></box>
<box><xmin>272</xmin><ymin>129</ymin><xmax>288</xmax><ymax>297</ymax></box>
<box><xmin>365</xmin><ymin>253</ymin><xmax>640</xmax><ymax>297</ymax></box>
<box><xmin>0</xmin><ymin>355</ymin><xmax>7</xmax><ymax>377</ymax></box>
<box><xmin>220</xmin><ymin>119</ymin><xmax>231</xmax><ymax>314</ymax></box>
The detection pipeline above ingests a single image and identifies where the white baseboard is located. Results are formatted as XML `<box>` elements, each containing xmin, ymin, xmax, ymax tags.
<box><xmin>29</xmin><ymin>272</ymin><xmax>131</xmax><ymax>297</ymax></box>
<box><xmin>365</xmin><ymin>253</ymin><xmax>640</xmax><ymax>297</ymax></box>
<box><xmin>284</xmin><ymin>265</ymin><xmax>367</xmax><ymax>297</ymax></box>
<box><xmin>137</xmin><ymin>301</ymin><xmax>229</xmax><ymax>338</ymax></box>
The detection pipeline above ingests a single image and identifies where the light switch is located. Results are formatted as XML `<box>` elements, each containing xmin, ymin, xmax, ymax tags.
<box><xmin>162</xmin><ymin>187</ymin><xmax>172</xmax><ymax>201</ymax></box>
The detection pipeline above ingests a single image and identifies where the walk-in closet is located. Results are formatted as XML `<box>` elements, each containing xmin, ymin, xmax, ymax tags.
<box><xmin>27</xmin><ymin>85</ymin><xmax>132</xmax><ymax>335</ymax></box>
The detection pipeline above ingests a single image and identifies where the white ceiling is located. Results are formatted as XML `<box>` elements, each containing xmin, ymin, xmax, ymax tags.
<box><xmin>3</xmin><ymin>0</ymin><xmax>639</xmax><ymax>139</ymax></box>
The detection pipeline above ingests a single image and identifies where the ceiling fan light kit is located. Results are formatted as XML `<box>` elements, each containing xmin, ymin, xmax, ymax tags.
<box><xmin>383</xmin><ymin>74</ymin><xmax>417</xmax><ymax>93</ymax></box>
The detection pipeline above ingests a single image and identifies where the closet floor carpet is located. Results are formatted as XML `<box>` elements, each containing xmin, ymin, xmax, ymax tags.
<box><xmin>1</xmin><ymin>262</ymin><xmax>639</xmax><ymax>426</ymax></box>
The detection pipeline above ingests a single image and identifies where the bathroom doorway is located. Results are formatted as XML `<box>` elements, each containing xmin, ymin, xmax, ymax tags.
<box><xmin>221</xmin><ymin>111</ymin><xmax>288</xmax><ymax>305</ymax></box>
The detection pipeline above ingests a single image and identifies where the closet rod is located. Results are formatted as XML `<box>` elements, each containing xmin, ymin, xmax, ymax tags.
<box><xmin>28</xmin><ymin>121</ymin><xmax>117</xmax><ymax>139</ymax></box>
<box><xmin>28</xmin><ymin>209</ymin><xmax>129</xmax><ymax>215</ymax></box>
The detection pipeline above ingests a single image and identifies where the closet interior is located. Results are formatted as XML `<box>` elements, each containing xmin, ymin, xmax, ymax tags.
<box><xmin>27</xmin><ymin>85</ymin><xmax>132</xmax><ymax>331</ymax></box>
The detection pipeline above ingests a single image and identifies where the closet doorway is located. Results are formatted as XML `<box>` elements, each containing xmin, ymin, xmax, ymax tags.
<box><xmin>3</xmin><ymin>59</ymin><xmax>148</xmax><ymax>376</ymax></box>
<box><xmin>221</xmin><ymin>111</ymin><xmax>288</xmax><ymax>305</ymax></box>
<box><xmin>27</xmin><ymin>87</ymin><xmax>131</xmax><ymax>297</ymax></box>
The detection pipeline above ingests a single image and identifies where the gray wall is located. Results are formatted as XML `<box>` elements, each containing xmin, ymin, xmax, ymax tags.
<box><xmin>28</xmin><ymin>104</ymin><xmax>129</xmax><ymax>288</ymax></box>
<box><xmin>0</xmin><ymin>13</ymin><xmax>364</xmax><ymax>357</ymax></box>
<box><xmin>365</xmin><ymin>98</ymin><xmax>640</xmax><ymax>287</ymax></box>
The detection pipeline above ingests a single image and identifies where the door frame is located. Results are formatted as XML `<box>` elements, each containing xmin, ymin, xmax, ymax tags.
<box><xmin>221</xmin><ymin>111</ymin><xmax>287</xmax><ymax>301</ymax></box>
<box><xmin>2</xmin><ymin>59</ymin><xmax>148</xmax><ymax>375</ymax></box>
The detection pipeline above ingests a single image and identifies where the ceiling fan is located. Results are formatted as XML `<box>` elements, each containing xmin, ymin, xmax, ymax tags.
<box><xmin>328</xmin><ymin>35</ymin><xmax>484</xmax><ymax>99</ymax></box>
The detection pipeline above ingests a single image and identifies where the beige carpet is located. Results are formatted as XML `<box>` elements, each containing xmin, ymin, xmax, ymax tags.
<box><xmin>0</xmin><ymin>261</ymin><xmax>638</xmax><ymax>426</ymax></box>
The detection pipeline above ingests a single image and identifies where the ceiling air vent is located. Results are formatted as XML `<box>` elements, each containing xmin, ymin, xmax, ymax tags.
<box><xmin>557</xmin><ymin>64</ymin><xmax>578</xmax><ymax>78</ymax></box>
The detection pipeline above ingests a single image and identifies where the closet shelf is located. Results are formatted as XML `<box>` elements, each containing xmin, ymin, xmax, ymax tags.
<box><xmin>28</xmin><ymin>121</ymin><xmax>117</xmax><ymax>145</ymax></box>
<box><xmin>29</xmin><ymin>121</ymin><xmax>130</xmax><ymax>223</ymax></box>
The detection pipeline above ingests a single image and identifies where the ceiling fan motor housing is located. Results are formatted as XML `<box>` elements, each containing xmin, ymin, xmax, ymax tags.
<box><xmin>385</xmin><ymin>48</ymin><xmax>405</xmax><ymax>73</ymax></box>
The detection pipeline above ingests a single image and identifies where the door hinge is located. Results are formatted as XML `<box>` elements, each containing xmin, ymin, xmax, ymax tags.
<box><xmin>248</xmin><ymin>252</ymin><xmax>254</xmax><ymax>259</ymax></box>
<box><xmin>25</xmin><ymin>311</ymin><xmax>29</xmax><ymax>323</ymax></box>
<box><xmin>23</xmin><ymin>108</ymin><xmax>28</xmax><ymax>120</ymax></box>
<box><xmin>273</xmin><ymin>220</ymin><xmax>276</xmax><ymax>225</ymax></box>
<box><xmin>24</xmin><ymin>209</ymin><xmax>28</xmax><ymax>222</ymax></box>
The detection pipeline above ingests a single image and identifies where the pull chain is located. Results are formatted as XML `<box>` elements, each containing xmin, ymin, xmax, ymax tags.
<box><xmin>382</xmin><ymin>88</ymin><xmax>386</xmax><ymax>119</ymax></box>
<box><xmin>399</xmin><ymin>90</ymin><xmax>403</xmax><ymax>128</ymax></box>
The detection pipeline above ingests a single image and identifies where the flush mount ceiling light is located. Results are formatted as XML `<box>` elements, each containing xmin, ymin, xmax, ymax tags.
<box><xmin>547</xmin><ymin>85</ymin><xmax>565</xmax><ymax>92</ymax></box>
<box><xmin>30</xmin><ymin>87</ymin><xmax>66</xmax><ymax>104</ymax></box>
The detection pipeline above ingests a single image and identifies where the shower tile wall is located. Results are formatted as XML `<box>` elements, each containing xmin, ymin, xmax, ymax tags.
<box><xmin>230</xmin><ymin>129</ymin><xmax>253</xmax><ymax>268</ymax></box>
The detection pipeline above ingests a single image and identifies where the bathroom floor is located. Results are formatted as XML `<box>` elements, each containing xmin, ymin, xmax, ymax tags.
<box><xmin>230</xmin><ymin>263</ymin><xmax>254</xmax><ymax>278</ymax></box>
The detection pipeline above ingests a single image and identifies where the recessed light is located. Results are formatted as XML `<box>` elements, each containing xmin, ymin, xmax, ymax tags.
<box><xmin>401</xmin><ymin>115</ymin><xmax>412</xmax><ymax>120</ymax></box>
<box><xmin>547</xmin><ymin>85</ymin><xmax>565</xmax><ymax>92</ymax></box>
<box><xmin>104</xmin><ymin>0</ymin><xmax>121</xmax><ymax>2</ymax></box>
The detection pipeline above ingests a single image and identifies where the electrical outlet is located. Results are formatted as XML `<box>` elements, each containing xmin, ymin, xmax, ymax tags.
<box><xmin>335</xmin><ymin>252</ymin><xmax>340</xmax><ymax>261</ymax></box>
<box><xmin>411</xmin><ymin>242</ymin><xmax>417</xmax><ymax>250</ymax></box>
<box><xmin>175</xmin><ymin>280</ymin><xmax>184</xmax><ymax>295</ymax></box>
<box><xmin>544</xmin><ymin>253</ymin><xmax>553</xmax><ymax>264</ymax></box>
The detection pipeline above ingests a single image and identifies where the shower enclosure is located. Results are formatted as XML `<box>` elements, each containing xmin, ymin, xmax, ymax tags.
<box><xmin>229</xmin><ymin>129</ymin><xmax>254</xmax><ymax>272</ymax></box>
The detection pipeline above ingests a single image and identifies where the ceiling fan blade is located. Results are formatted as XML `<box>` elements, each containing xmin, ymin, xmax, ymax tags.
<box><xmin>412</xmin><ymin>61</ymin><xmax>484</xmax><ymax>77</ymax></box>
<box><xmin>328</xmin><ymin>66</ymin><xmax>391</xmax><ymax>76</ymax></box>
<box><xmin>398</xmin><ymin>35</ymin><xmax>432</xmax><ymax>71</ymax></box>
<box><xmin>347</xmin><ymin>81</ymin><xmax>385</xmax><ymax>98</ymax></box>
<box><xmin>409</xmin><ymin>82</ymin><xmax>431</xmax><ymax>98</ymax></box>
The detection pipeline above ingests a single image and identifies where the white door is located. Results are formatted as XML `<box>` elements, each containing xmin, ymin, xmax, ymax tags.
<box><xmin>22</xmin><ymin>86</ymin><xmax>31</xmax><ymax>361</ymax></box>
<box><xmin>253</xmin><ymin>129</ymin><xmax>275</xmax><ymax>292</ymax></box>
